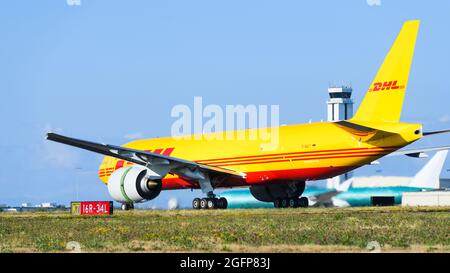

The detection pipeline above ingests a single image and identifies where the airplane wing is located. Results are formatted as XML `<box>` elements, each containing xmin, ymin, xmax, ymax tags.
<box><xmin>46</xmin><ymin>133</ymin><xmax>246</xmax><ymax>180</ymax></box>
<box><xmin>387</xmin><ymin>145</ymin><xmax>450</xmax><ymax>158</ymax></box>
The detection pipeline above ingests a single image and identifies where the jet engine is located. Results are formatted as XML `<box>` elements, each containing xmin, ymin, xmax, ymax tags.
<box><xmin>107</xmin><ymin>166</ymin><xmax>162</xmax><ymax>203</ymax></box>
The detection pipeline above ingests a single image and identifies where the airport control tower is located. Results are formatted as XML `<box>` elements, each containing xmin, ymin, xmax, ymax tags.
<box><xmin>326</xmin><ymin>86</ymin><xmax>354</xmax><ymax>189</ymax></box>
<box><xmin>327</xmin><ymin>86</ymin><xmax>353</xmax><ymax>122</ymax></box>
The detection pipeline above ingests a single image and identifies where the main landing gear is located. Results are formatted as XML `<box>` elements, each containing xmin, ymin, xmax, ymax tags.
<box><xmin>192</xmin><ymin>197</ymin><xmax>228</xmax><ymax>209</ymax></box>
<box><xmin>274</xmin><ymin>197</ymin><xmax>309</xmax><ymax>208</ymax></box>
<box><xmin>192</xmin><ymin>173</ymin><xmax>228</xmax><ymax>209</ymax></box>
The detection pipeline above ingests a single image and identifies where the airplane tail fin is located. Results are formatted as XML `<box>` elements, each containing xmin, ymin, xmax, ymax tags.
<box><xmin>351</xmin><ymin>20</ymin><xmax>420</xmax><ymax>123</ymax></box>
<box><xmin>409</xmin><ymin>150</ymin><xmax>448</xmax><ymax>189</ymax></box>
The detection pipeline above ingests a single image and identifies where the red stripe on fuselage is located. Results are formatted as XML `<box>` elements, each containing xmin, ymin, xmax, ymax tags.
<box><xmin>101</xmin><ymin>148</ymin><xmax>392</xmax><ymax>175</ymax></box>
<box><xmin>195</xmin><ymin>146</ymin><xmax>399</xmax><ymax>164</ymax></box>
<box><xmin>202</xmin><ymin>150</ymin><xmax>390</xmax><ymax>167</ymax></box>
<box><xmin>210</xmin><ymin>151</ymin><xmax>389</xmax><ymax>167</ymax></box>
<box><xmin>100</xmin><ymin>147</ymin><xmax>398</xmax><ymax>183</ymax></box>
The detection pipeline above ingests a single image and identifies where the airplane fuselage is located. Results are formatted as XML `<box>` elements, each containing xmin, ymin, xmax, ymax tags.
<box><xmin>98</xmin><ymin>121</ymin><xmax>422</xmax><ymax>190</ymax></box>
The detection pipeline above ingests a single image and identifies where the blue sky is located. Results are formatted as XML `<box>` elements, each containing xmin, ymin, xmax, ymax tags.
<box><xmin>1</xmin><ymin>0</ymin><xmax>449</xmax><ymax>208</ymax></box>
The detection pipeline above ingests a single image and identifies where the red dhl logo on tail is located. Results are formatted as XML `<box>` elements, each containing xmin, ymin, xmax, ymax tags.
<box><xmin>369</xmin><ymin>81</ymin><xmax>405</xmax><ymax>92</ymax></box>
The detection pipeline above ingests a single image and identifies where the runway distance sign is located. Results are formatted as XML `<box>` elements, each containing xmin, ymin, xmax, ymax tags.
<box><xmin>71</xmin><ymin>201</ymin><xmax>113</xmax><ymax>215</ymax></box>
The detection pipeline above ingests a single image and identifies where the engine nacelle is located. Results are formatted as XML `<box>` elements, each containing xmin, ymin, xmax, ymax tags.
<box><xmin>107</xmin><ymin>166</ymin><xmax>162</xmax><ymax>203</ymax></box>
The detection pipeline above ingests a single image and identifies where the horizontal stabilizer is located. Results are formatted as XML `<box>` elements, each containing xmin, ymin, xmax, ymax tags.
<box><xmin>334</xmin><ymin>121</ymin><xmax>396</xmax><ymax>142</ymax></box>
<box><xmin>405</xmin><ymin>152</ymin><xmax>428</xmax><ymax>158</ymax></box>
<box><xmin>388</xmin><ymin>145</ymin><xmax>450</xmax><ymax>157</ymax></box>
<box><xmin>423</xmin><ymin>129</ymin><xmax>450</xmax><ymax>136</ymax></box>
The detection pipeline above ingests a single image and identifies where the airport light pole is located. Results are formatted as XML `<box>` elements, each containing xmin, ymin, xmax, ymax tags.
<box><xmin>74</xmin><ymin>167</ymin><xmax>82</xmax><ymax>201</ymax></box>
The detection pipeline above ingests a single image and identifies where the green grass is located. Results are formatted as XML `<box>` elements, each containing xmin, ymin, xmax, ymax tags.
<box><xmin>0</xmin><ymin>206</ymin><xmax>449</xmax><ymax>252</ymax></box>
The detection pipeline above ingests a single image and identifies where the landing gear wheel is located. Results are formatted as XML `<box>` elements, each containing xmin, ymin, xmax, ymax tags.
<box><xmin>281</xmin><ymin>198</ymin><xmax>289</xmax><ymax>208</ymax></box>
<box><xmin>200</xmin><ymin>198</ymin><xmax>208</xmax><ymax>209</ymax></box>
<box><xmin>192</xmin><ymin>198</ymin><xmax>201</xmax><ymax>209</ymax></box>
<box><xmin>121</xmin><ymin>203</ymin><xmax>134</xmax><ymax>211</ymax></box>
<box><xmin>218</xmin><ymin>197</ymin><xmax>228</xmax><ymax>209</ymax></box>
<box><xmin>298</xmin><ymin>197</ymin><xmax>309</xmax><ymax>208</ymax></box>
<box><xmin>216</xmin><ymin>198</ymin><xmax>223</xmax><ymax>208</ymax></box>
<box><xmin>289</xmin><ymin>198</ymin><xmax>299</xmax><ymax>208</ymax></box>
<box><xmin>207</xmin><ymin>198</ymin><xmax>216</xmax><ymax>209</ymax></box>
<box><xmin>194</xmin><ymin>197</ymin><xmax>228</xmax><ymax>210</ymax></box>
<box><xmin>274</xmin><ymin>198</ymin><xmax>282</xmax><ymax>208</ymax></box>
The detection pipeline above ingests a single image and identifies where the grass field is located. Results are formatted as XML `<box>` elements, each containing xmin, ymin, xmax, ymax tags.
<box><xmin>0</xmin><ymin>206</ymin><xmax>449</xmax><ymax>253</ymax></box>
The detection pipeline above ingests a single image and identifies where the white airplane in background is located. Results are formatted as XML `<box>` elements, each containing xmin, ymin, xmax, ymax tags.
<box><xmin>220</xmin><ymin>150</ymin><xmax>449</xmax><ymax>208</ymax></box>
<box><xmin>303</xmin><ymin>150</ymin><xmax>449</xmax><ymax>207</ymax></box>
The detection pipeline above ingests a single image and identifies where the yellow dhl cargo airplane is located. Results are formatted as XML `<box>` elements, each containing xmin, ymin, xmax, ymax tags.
<box><xmin>47</xmin><ymin>20</ymin><xmax>450</xmax><ymax>210</ymax></box>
